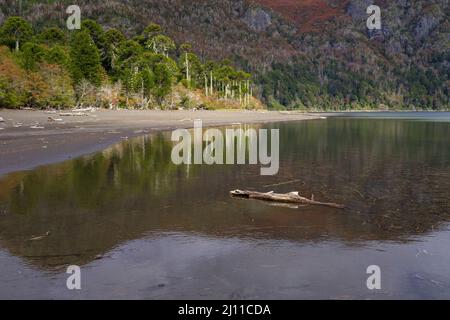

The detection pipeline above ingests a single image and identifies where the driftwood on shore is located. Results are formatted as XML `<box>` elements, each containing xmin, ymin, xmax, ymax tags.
<box><xmin>71</xmin><ymin>107</ymin><xmax>96</xmax><ymax>113</ymax></box>
<box><xmin>230</xmin><ymin>190</ymin><xmax>345</xmax><ymax>209</ymax></box>
<box><xmin>59</xmin><ymin>112</ymin><xmax>90</xmax><ymax>117</ymax></box>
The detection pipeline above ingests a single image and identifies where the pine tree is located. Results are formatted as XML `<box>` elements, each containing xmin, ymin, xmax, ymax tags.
<box><xmin>104</xmin><ymin>28</ymin><xmax>125</xmax><ymax>73</ymax></box>
<box><xmin>81</xmin><ymin>19</ymin><xmax>107</xmax><ymax>69</ymax></box>
<box><xmin>69</xmin><ymin>31</ymin><xmax>103</xmax><ymax>86</ymax></box>
<box><xmin>38</xmin><ymin>27</ymin><xmax>66</xmax><ymax>46</ymax></box>
<box><xmin>0</xmin><ymin>16</ymin><xmax>33</xmax><ymax>51</ymax></box>
<box><xmin>146</xmin><ymin>34</ymin><xmax>175</xmax><ymax>57</ymax></box>
<box><xmin>152</xmin><ymin>63</ymin><xmax>172</xmax><ymax>104</ymax></box>
<box><xmin>21</xmin><ymin>42</ymin><xmax>46</xmax><ymax>70</ymax></box>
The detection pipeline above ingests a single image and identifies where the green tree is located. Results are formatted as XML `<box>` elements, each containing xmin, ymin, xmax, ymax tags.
<box><xmin>44</xmin><ymin>45</ymin><xmax>70</xmax><ymax>66</ymax></box>
<box><xmin>0</xmin><ymin>16</ymin><xmax>33</xmax><ymax>51</ymax></box>
<box><xmin>152</xmin><ymin>63</ymin><xmax>172</xmax><ymax>103</ymax></box>
<box><xmin>81</xmin><ymin>19</ymin><xmax>105</xmax><ymax>50</ymax></box>
<box><xmin>104</xmin><ymin>28</ymin><xmax>125</xmax><ymax>72</ymax></box>
<box><xmin>146</xmin><ymin>34</ymin><xmax>175</xmax><ymax>57</ymax></box>
<box><xmin>117</xmin><ymin>40</ymin><xmax>143</xmax><ymax>68</ymax></box>
<box><xmin>116</xmin><ymin>40</ymin><xmax>143</xmax><ymax>89</ymax></box>
<box><xmin>140</xmin><ymin>52</ymin><xmax>178</xmax><ymax>81</ymax></box>
<box><xmin>21</xmin><ymin>42</ymin><xmax>46</xmax><ymax>70</ymax></box>
<box><xmin>178</xmin><ymin>51</ymin><xmax>201</xmax><ymax>88</ymax></box>
<box><xmin>38</xmin><ymin>27</ymin><xmax>66</xmax><ymax>46</ymax></box>
<box><xmin>143</xmin><ymin>23</ymin><xmax>162</xmax><ymax>40</ymax></box>
<box><xmin>69</xmin><ymin>31</ymin><xmax>103</xmax><ymax>86</ymax></box>
<box><xmin>81</xmin><ymin>19</ymin><xmax>107</xmax><ymax>68</ymax></box>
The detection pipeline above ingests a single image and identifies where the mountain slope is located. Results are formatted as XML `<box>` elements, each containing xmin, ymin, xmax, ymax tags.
<box><xmin>254</xmin><ymin>0</ymin><xmax>349</xmax><ymax>32</ymax></box>
<box><xmin>0</xmin><ymin>0</ymin><xmax>448</xmax><ymax>110</ymax></box>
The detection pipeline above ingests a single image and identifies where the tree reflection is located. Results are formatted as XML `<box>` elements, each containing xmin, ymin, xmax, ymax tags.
<box><xmin>0</xmin><ymin>119</ymin><xmax>449</xmax><ymax>269</ymax></box>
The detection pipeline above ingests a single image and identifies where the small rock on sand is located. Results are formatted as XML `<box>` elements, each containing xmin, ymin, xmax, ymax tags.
<box><xmin>0</xmin><ymin>117</ymin><xmax>4</xmax><ymax>122</ymax></box>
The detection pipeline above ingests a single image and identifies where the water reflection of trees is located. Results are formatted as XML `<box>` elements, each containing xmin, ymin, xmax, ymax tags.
<box><xmin>0</xmin><ymin>119</ymin><xmax>449</xmax><ymax>270</ymax></box>
<box><xmin>0</xmin><ymin>132</ymin><xmax>192</xmax><ymax>268</ymax></box>
<box><xmin>273</xmin><ymin>119</ymin><xmax>450</xmax><ymax>238</ymax></box>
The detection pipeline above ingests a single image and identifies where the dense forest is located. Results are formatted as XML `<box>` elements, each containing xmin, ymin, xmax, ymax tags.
<box><xmin>0</xmin><ymin>0</ymin><xmax>448</xmax><ymax>110</ymax></box>
<box><xmin>0</xmin><ymin>16</ymin><xmax>258</xmax><ymax>109</ymax></box>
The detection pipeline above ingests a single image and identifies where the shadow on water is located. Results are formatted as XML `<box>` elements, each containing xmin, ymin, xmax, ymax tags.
<box><xmin>0</xmin><ymin>117</ymin><xmax>449</xmax><ymax>271</ymax></box>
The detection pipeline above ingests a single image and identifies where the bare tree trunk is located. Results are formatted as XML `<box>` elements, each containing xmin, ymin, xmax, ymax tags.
<box><xmin>185</xmin><ymin>53</ymin><xmax>190</xmax><ymax>87</ymax></box>
<box><xmin>239</xmin><ymin>81</ymin><xmax>242</xmax><ymax>105</ymax></box>
<box><xmin>245</xmin><ymin>81</ymin><xmax>249</xmax><ymax>106</ymax></box>
<box><xmin>210</xmin><ymin>72</ymin><xmax>213</xmax><ymax>95</ymax></box>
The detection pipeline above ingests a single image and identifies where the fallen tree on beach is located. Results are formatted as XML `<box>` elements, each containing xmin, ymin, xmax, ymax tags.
<box><xmin>230</xmin><ymin>190</ymin><xmax>345</xmax><ymax>209</ymax></box>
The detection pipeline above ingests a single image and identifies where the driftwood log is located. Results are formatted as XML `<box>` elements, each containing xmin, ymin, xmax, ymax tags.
<box><xmin>230</xmin><ymin>190</ymin><xmax>345</xmax><ymax>209</ymax></box>
<box><xmin>59</xmin><ymin>112</ymin><xmax>90</xmax><ymax>117</ymax></box>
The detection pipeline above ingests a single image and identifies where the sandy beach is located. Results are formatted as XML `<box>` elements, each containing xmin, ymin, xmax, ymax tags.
<box><xmin>0</xmin><ymin>109</ymin><xmax>322</xmax><ymax>176</ymax></box>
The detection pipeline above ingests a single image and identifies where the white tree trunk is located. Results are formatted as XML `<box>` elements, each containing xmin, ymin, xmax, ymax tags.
<box><xmin>185</xmin><ymin>53</ymin><xmax>190</xmax><ymax>87</ymax></box>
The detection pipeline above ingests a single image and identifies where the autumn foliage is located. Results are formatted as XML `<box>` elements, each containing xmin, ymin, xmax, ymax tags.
<box><xmin>0</xmin><ymin>45</ymin><xmax>75</xmax><ymax>108</ymax></box>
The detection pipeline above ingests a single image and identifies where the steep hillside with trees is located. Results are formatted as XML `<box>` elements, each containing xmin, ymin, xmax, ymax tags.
<box><xmin>0</xmin><ymin>0</ymin><xmax>448</xmax><ymax>110</ymax></box>
<box><xmin>0</xmin><ymin>15</ymin><xmax>259</xmax><ymax>109</ymax></box>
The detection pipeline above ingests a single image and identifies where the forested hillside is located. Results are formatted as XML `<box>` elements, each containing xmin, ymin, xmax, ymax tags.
<box><xmin>0</xmin><ymin>14</ymin><xmax>258</xmax><ymax>109</ymax></box>
<box><xmin>0</xmin><ymin>0</ymin><xmax>448</xmax><ymax>110</ymax></box>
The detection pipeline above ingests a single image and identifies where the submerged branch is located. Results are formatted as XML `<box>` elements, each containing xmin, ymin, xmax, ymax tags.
<box><xmin>230</xmin><ymin>190</ymin><xmax>345</xmax><ymax>209</ymax></box>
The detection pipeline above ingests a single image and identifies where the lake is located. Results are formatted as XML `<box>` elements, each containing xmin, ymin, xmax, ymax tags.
<box><xmin>0</xmin><ymin>112</ymin><xmax>449</xmax><ymax>299</ymax></box>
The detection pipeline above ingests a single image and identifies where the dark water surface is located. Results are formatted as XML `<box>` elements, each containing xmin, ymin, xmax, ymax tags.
<box><xmin>0</xmin><ymin>112</ymin><xmax>449</xmax><ymax>299</ymax></box>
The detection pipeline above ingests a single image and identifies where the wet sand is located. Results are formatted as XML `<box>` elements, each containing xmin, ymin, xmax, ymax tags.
<box><xmin>0</xmin><ymin>109</ymin><xmax>322</xmax><ymax>176</ymax></box>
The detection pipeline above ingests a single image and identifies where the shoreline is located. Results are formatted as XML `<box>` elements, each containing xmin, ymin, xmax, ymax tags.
<box><xmin>0</xmin><ymin>109</ymin><xmax>323</xmax><ymax>177</ymax></box>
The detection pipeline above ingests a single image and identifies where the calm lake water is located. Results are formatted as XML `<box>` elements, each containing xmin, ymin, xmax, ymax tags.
<box><xmin>0</xmin><ymin>112</ymin><xmax>449</xmax><ymax>299</ymax></box>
